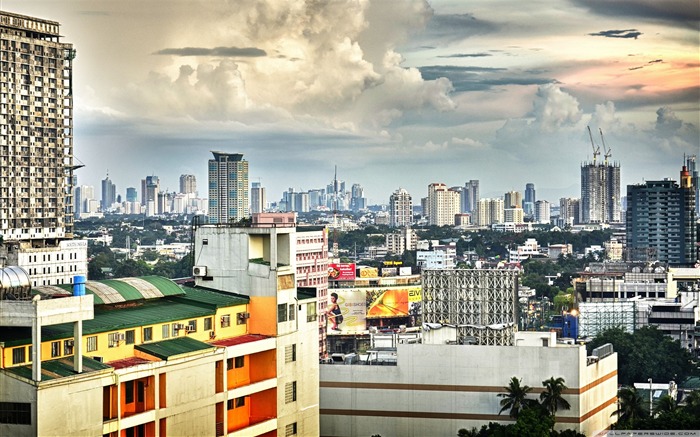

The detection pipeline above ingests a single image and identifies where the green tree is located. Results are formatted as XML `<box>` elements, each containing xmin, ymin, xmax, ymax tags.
<box><xmin>539</xmin><ymin>377</ymin><xmax>571</xmax><ymax>417</ymax></box>
<box><xmin>613</xmin><ymin>386</ymin><xmax>648</xmax><ymax>428</ymax></box>
<box><xmin>113</xmin><ymin>258</ymin><xmax>151</xmax><ymax>278</ymax></box>
<box><xmin>654</xmin><ymin>394</ymin><xmax>677</xmax><ymax>415</ymax></box>
<box><xmin>498</xmin><ymin>377</ymin><xmax>535</xmax><ymax>419</ymax></box>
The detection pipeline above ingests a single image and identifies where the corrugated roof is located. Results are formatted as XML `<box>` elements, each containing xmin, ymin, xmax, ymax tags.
<box><xmin>211</xmin><ymin>334</ymin><xmax>271</xmax><ymax>347</ymax></box>
<box><xmin>5</xmin><ymin>356</ymin><xmax>111</xmax><ymax>381</ymax></box>
<box><xmin>135</xmin><ymin>337</ymin><xmax>214</xmax><ymax>360</ymax></box>
<box><xmin>173</xmin><ymin>287</ymin><xmax>249</xmax><ymax>309</ymax></box>
<box><xmin>34</xmin><ymin>276</ymin><xmax>185</xmax><ymax>305</ymax></box>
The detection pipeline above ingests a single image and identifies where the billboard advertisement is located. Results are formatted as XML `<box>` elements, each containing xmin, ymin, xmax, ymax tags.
<box><xmin>399</xmin><ymin>266</ymin><xmax>412</xmax><ymax>276</ymax></box>
<box><xmin>358</xmin><ymin>267</ymin><xmax>379</xmax><ymax>278</ymax></box>
<box><xmin>328</xmin><ymin>263</ymin><xmax>356</xmax><ymax>281</ymax></box>
<box><xmin>329</xmin><ymin>286</ymin><xmax>422</xmax><ymax>332</ymax></box>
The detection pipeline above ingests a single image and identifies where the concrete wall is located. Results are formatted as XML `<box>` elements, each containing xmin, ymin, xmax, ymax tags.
<box><xmin>320</xmin><ymin>343</ymin><xmax>617</xmax><ymax>437</ymax></box>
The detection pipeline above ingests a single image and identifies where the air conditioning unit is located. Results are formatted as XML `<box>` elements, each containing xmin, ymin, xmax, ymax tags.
<box><xmin>65</xmin><ymin>339</ymin><xmax>74</xmax><ymax>346</ymax></box>
<box><xmin>117</xmin><ymin>333</ymin><xmax>125</xmax><ymax>341</ymax></box>
<box><xmin>173</xmin><ymin>323</ymin><xmax>186</xmax><ymax>330</ymax></box>
<box><xmin>237</xmin><ymin>312</ymin><xmax>250</xmax><ymax>321</ymax></box>
<box><xmin>192</xmin><ymin>265</ymin><xmax>207</xmax><ymax>277</ymax></box>
<box><xmin>93</xmin><ymin>356</ymin><xmax>103</xmax><ymax>363</ymax></box>
<box><xmin>185</xmin><ymin>326</ymin><xmax>196</xmax><ymax>332</ymax></box>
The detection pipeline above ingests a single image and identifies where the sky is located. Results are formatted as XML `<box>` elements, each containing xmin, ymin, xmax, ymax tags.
<box><xmin>5</xmin><ymin>0</ymin><xmax>699</xmax><ymax>204</ymax></box>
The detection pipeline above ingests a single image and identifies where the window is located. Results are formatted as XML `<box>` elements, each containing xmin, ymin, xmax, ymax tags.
<box><xmin>226</xmin><ymin>358</ymin><xmax>233</xmax><ymax>370</ymax></box>
<box><xmin>172</xmin><ymin>324</ymin><xmax>179</xmax><ymax>337</ymax></box>
<box><xmin>285</xmin><ymin>344</ymin><xmax>296</xmax><ymax>363</ymax></box>
<box><xmin>187</xmin><ymin>320</ymin><xmax>197</xmax><ymax>332</ymax></box>
<box><xmin>204</xmin><ymin>317</ymin><xmax>212</xmax><ymax>331</ymax></box>
<box><xmin>227</xmin><ymin>399</ymin><xmax>234</xmax><ymax>410</ymax></box>
<box><xmin>235</xmin><ymin>397</ymin><xmax>245</xmax><ymax>408</ymax></box>
<box><xmin>285</xmin><ymin>381</ymin><xmax>297</xmax><ymax>403</ymax></box>
<box><xmin>12</xmin><ymin>347</ymin><xmax>25</xmax><ymax>365</ymax></box>
<box><xmin>221</xmin><ymin>314</ymin><xmax>230</xmax><ymax>328</ymax></box>
<box><xmin>125</xmin><ymin>330</ymin><xmax>135</xmax><ymax>345</ymax></box>
<box><xmin>307</xmin><ymin>302</ymin><xmax>317</xmax><ymax>322</ymax></box>
<box><xmin>162</xmin><ymin>324</ymin><xmax>170</xmax><ymax>339</ymax></box>
<box><xmin>87</xmin><ymin>336</ymin><xmax>97</xmax><ymax>352</ymax></box>
<box><xmin>227</xmin><ymin>397</ymin><xmax>246</xmax><ymax>410</ymax></box>
<box><xmin>285</xmin><ymin>422</ymin><xmax>298</xmax><ymax>436</ymax></box>
<box><xmin>143</xmin><ymin>327</ymin><xmax>152</xmax><ymax>342</ymax></box>
<box><xmin>50</xmin><ymin>341</ymin><xmax>60</xmax><ymax>358</ymax></box>
<box><xmin>108</xmin><ymin>333</ymin><xmax>121</xmax><ymax>348</ymax></box>
<box><xmin>236</xmin><ymin>312</ymin><xmax>247</xmax><ymax>325</ymax></box>
<box><xmin>125</xmin><ymin>381</ymin><xmax>134</xmax><ymax>404</ymax></box>
<box><xmin>63</xmin><ymin>339</ymin><xmax>74</xmax><ymax>355</ymax></box>
<box><xmin>235</xmin><ymin>356</ymin><xmax>244</xmax><ymax>368</ymax></box>
<box><xmin>288</xmin><ymin>304</ymin><xmax>295</xmax><ymax>321</ymax></box>
<box><xmin>0</xmin><ymin>402</ymin><xmax>31</xmax><ymax>425</ymax></box>
<box><xmin>278</xmin><ymin>303</ymin><xmax>287</xmax><ymax>322</ymax></box>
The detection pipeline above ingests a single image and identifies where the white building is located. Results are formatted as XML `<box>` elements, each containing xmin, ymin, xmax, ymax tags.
<box><xmin>385</xmin><ymin>228</ymin><xmax>417</xmax><ymax>256</ymax></box>
<box><xmin>427</xmin><ymin>183</ymin><xmax>460</xmax><ymax>226</ymax></box>
<box><xmin>208</xmin><ymin>152</ymin><xmax>249</xmax><ymax>224</ymax></box>
<box><xmin>508</xmin><ymin>238</ymin><xmax>542</xmax><ymax>263</ymax></box>
<box><xmin>535</xmin><ymin>200</ymin><xmax>551</xmax><ymax>224</ymax></box>
<box><xmin>389</xmin><ymin>188</ymin><xmax>413</xmax><ymax>228</ymax></box>
<box><xmin>476</xmin><ymin>198</ymin><xmax>504</xmax><ymax>226</ymax></box>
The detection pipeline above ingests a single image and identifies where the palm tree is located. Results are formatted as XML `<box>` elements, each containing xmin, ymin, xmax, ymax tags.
<box><xmin>681</xmin><ymin>390</ymin><xmax>700</xmax><ymax>416</ymax></box>
<box><xmin>498</xmin><ymin>376</ymin><xmax>535</xmax><ymax>418</ymax></box>
<box><xmin>612</xmin><ymin>386</ymin><xmax>648</xmax><ymax>426</ymax></box>
<box><xmin>654</xmin><ymin>394</ymin><xmax>677</xmax><ymax>415</ymax></box>
<box><xmin>540</xmin><ymin>376</ymin><xmax>572</xmax><ymax>417</ymax></box>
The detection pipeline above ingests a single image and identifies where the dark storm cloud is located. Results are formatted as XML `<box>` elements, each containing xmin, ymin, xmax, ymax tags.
<box><xmin>419</xmin><ymin>65</ymin><xmax>554</xmax><ymax>92</ymax></box>
<box><xmin>588</xmin><ymin>29</ymin><xmax>642</xmax><ymax>39</ymax></box>
<box><xmin>573</xmin><ymin>0</ymin><xmax>700</xmax><ymax>29</ymax></box>
<box><xmin>422</xmin><ymin>13</ymin><xmax>499</xmax><ymax>43</ymax></box>
<box><xmin>438</xmin><ymin>52</ymin><xmax>492</xmax><ymax>58</ymax></box>
<box><xmin>153</xmin><ymin>46</ymin><xmax>267</xmax><ymax>57</ymax></box>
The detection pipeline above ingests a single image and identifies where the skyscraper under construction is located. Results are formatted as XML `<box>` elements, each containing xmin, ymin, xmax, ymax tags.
<box><xmin>580</xmin><ymin>128</ymin><xmax>620</xmax><ymax>224</ymax></box>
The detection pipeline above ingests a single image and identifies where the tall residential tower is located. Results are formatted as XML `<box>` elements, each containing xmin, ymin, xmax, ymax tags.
<box><xmin>389</xmin><ymin>188</ymin><xmax>413</xmax><ymax>228</ymax></box>
<box><xmin>208</xmin><ymin>152</ymin><xmax>249</xmax><ymax>224</ymax></box>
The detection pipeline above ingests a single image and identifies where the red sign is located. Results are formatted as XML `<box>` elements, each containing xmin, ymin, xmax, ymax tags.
<box><xmin>328</xmin><ymin>263</ymin><xmax>356</xmax><ymax>281</ymax></box>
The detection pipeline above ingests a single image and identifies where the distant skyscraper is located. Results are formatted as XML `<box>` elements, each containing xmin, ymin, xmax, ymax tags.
<box><xmin>250</xmin><ymin>182</ymin><xmax>266</xmax><ymax>214</ymax></box>
<box><xmin>350</xmin><ymin>183</ymin><xmax>366</xmax><ymax>211</ymax></box>
<box><xmin>126</xmin><ymin>187</ymin><xmax>138</xmax><ymax>203</ymax></box>
<box><xmin>389</xmin><ymin>188</ymin><xmax>413</xmax><ymax>228</ymax></box>
<box><xmin>427</xmin><ymin>183</ymin><xmax>460</xmax><ymax>226</ymax></box>
<box><xmin>535</xmin><ymin>200</ymin><xmax>551</xmax><ymax>224</ymax></box>
<box><xmin>524</xmin><ymin>183</ymin><xmax>536</xmax><ymax>216</ymax></box>
<box><xmin>559</xmin><ymin>198</ymin><xmax>580</xmax><ymax>227</ymax></box>
<box><xmin>626</xmin><ymin>165</ymin><xmax>697</xmax><ymax>266</ymax></box>
<box><xmin>476</xmin><ymin>198</ymin><xmax>504</xmax><ymax>226</ymax></box>
<box><xmin>208</xmin><ymin>152</ymin><xmax>249</xmax><ymax>224</ymax></box>
<box><xmin>179</xmin><ymin>174</ymin><xmax>197</xmax><ymax>195</ymax></box>
<box><xmin>504</xmin><ymin>191</ymin><xmax>522</xmax><ymax>209</ymax></box>
<box><xmin>686</xmin><ymin>155</ymin><xmax>699</xmax><ymax>215</ymax></box>
<box><xmin>0</xmin><ymin>12</ymin><xmax>76</xmax><ymax>242</ymax></box>
<box><xmin>101</xmin><ymin>174</ymin><xmax>116</xmax><ymax>211</ymax></box>
<box><xmin>464</xmin><ymin>180</ymin><xmax>480</xmax><ymax>213</ymax></box>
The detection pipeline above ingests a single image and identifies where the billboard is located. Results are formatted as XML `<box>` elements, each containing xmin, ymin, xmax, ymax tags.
<box><xmin>328</xmin><ymin>263</ymin><xmax>356</xmax><ymax>281</ymax></box>
<box><xmin>330</xmin><ymin>286</ymin><xmax>422</xmax><ymax>332</ymax></box>
<box><xmin>358</xmin><ymin>267</ymin><xmax>379</xmax><ymax>278</ymax></box>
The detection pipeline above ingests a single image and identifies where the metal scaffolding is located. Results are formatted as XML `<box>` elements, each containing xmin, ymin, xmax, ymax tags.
<box><xmin>578</xmin><ymin>301</ymin><xmax>637</xmax><ymax>338</ymax></box>
<box><xmin>422</xmin><ymin>269</ymin><xmax>518</xmax><ymax>345</ymax></box>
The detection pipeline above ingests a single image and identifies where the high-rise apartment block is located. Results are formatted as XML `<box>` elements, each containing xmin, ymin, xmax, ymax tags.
<box><xmin>503</xmin><ymin>190</ymin><xmax>522</xmax><ymax>209</ymax></box>
<box><xmin>0</xmin><ymin>11</ymin><xmax>86</xmax><ymax>287</ymax></box>
<box><xmin>580</xmin><ymin>160</ymin><xmax>620</xmax><ymax>224</ymax></box>
<box><xmin>389</xmin><ymin>188</ymin><xmax>412</xmax><ymax>228</ymax></box>
<box><xmin>535</xmin><ymin>199</ymin><xmax>551</xmax><ymax>224</ymax></box>
<box><xmin>476</xmin><ymin>198</ymin><xmax>504</xmax><ymax>226</ymax></box>
<box><xmin>427</xmin><ymin>183</ymin><xmax>460</xmax><ymax>226</ymax></box>
<box><xmin>686</xmin><ymin>155</ymin><xmax>699</xmax><ymax>215</ymax></box>
<box><xmin>179</xmin><ymin>174</ymin><xmax>196</xmax><ymax>195</ymax></box>
<box><xmin>250</xmin><ymin>181</ymin><xmax>266</xmax><ymax>214</ymax></box>
<box><xmin>626</xmin><ymin>165</ymin><xmax>697</xmax><ymax>266</ymax></box>
<box><xmin>208</xmin><ymin>152</ymin><xmax>249</xmax><ymax>224</ymax></box>
<box><xmin>559</xmin><ymin>197</ymin><xmax>580</xmax><ymax>227</ymax></box>
<box><xmin>125</xmin><ymin>187</ymin><xmax>137</xmax><ymax>203</ymax></box>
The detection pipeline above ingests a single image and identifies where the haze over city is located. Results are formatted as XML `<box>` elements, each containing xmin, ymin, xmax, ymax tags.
<box><xmin>6</xmin><ymin>0</ymin><xmax>699</xmax><ymax>203</ymax></box>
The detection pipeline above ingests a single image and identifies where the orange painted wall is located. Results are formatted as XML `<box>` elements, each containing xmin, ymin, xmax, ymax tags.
<box><xmin>120</xmin><ymin>376</ymin><xmax>155</xmax><ymax>418</ymax></box>
<box><xmin>249</xmin><ymin>350</ymin><xmax>276</xmax><ymax>383</ymax></box>
<box><xmin>228</xmin><ymin>355</ymin><xmax>250</xmax><ymax>389</ymax></box>
<box><xmin>227</xmin><ymin>399</ymin><xmax>251</xmax><ymax>432</ymax></box>
<box><xmin>249</xmin><ymin>388</ymin><xmax>277</xmax><ymax>422</ymax></box>
<box><xmin>248</xmin><ymin>296</ymin><xmax>278</xmax><ymax>336</ymax></box>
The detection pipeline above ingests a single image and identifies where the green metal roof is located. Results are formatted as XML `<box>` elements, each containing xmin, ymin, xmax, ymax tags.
<box><xmin>4</xmin><ymin>356</ymin><xmax>111</xmax><ymax>382</ymax></box>
<box><xmin>33</xmin><ymin>276</ymin><xmax>186</xmax><ymax>305</ymax></box>
<box><xmin>135</xmin><ymin>337</ymin><xmax>214</xmax><ymax>360</ymax></box>
<box><xmin>173</xmin><ymin>287</ymin><xmax>249</xmax><ymax>309</ymax></box>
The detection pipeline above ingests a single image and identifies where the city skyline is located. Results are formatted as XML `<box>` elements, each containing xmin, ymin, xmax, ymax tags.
<box><xmin>4</xmin><ymin>0</ymin><xmax>698</xmax><ymax>204</ymax></box>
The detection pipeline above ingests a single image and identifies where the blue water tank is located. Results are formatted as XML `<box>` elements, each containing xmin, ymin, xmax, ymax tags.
<box><xmin>73</xmin><ymin>275</ymin><xmax>86</xmax><ymax>296</ymax></box>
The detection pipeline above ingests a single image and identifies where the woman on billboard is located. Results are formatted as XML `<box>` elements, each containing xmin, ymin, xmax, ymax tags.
<box><xmin>328</xmin><ymin>292</ymin><xmax>343</xmax><ymax>331</ymax></box>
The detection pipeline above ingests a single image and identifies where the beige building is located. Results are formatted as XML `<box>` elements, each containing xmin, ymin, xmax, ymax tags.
<box><xmin>427</xmin><ymin>183</ymin><xmax>460</xmax><ymax>226</ymax></box>
<box><xmin>320</xmin><ymin>332</ymin><xmax>617</xmax><ymax>436</ymax></box>
<box><xmin>476</xmin><ymin>198</ymin><xmax>504</xmax><ymax>226</ymax></box>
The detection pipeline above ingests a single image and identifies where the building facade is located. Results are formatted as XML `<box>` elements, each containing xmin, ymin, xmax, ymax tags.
<box><xmin>389</xmin><ymin>188</ymin><xmax>412</xmax><ymax>228</ymax></box>
<box><xmin>559</xmin><ymin>197</ymin><xmax>580</xmax><ymax>227</ymax></box>
<box><xmin>626</xmin><ymin>168</ymin><xmax>697</xmax><ymax>266</ymax></box>
<box><xmin>250</xmin><ymin>182</ymin><xmax>266</xmax><ymax>214</ymax></box>
<box><xmin>580</xmin><ymin>161</ymin><xmax>621</xmax><ymax>224</ymax></box>
<box><xmin>427</xmin><ymin>183</ymin><xmax>460</xmax><ymax>226</ymax></box>
<box><xmin>208</xmin><ymin>152</ymin><xmax>249</xmax><ymax>224</ymax></box>
<box><xmin>101</xmin><ymin>175</ymin><xmax>116</xmax><ymax>211</ymax></box>
<box><xmin>463</xmin><ymin>180</ymin><xmax>479</xmax><ymax>214</ymax></box>
<box><xmin>179</xmin><ymin>174</ymin><xmax>196</xmax><ymax>195</ymax></box>
<box><xmin>523</xmin><ymin>183</ymin><xmax>536</xmax><ymax>216</ymax></box>
<box><xmin>534</xmin><ymin>200</ymin><xmax>551</xmax><ymax>224</ymax></box>
<box><xmin>476</xmin><ymin>198</ymin><xmax>504</xmax><ymax>226</ymax></box>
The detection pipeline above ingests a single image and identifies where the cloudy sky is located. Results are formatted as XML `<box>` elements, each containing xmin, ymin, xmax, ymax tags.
<box><xmin>7</xmin><ymin>0</ymin><xmax>699</xmax><ymax>204</ymax></box>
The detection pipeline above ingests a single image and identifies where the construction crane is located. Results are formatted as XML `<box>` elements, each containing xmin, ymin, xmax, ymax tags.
<box><xmin>599</xmin><ymin>128</ymin><xmax>612</xmax><ymax>165</ymax></box>
<box><xmin>587</xmin><ymin>126</ymin><xmax>600</xmax><ymax>165</ymax></box>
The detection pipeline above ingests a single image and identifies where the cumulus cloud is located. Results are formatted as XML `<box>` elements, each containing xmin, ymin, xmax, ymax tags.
<box><xmin>655</xmin><ymin>107</ymin><xmax>683</xmax><ymax>135</ymax></box>
<box><xmin>589</xmin><ymin>101</ymin><xmax>623</xmax><ymax>133</ymax></box>
<box><xmin>531</xmin><ymin>84</ymin><xmax>582</xmax><ymax>131</ymax></box>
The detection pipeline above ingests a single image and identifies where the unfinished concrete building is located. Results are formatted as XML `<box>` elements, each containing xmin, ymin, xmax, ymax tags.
<box><xmin>421</xmin><ymin>269</ymin><xmax>518</xmax><ymax>345</ymax></box>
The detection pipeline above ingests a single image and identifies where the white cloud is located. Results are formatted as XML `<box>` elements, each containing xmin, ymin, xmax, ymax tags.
<box><xmin>531</xmin><ymin>83</ymin><xmax>582</xmax><ymax>131</ymax></box>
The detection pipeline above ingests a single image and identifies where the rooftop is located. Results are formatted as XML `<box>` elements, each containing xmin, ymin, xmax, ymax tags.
<box><xmin>135</xmin><ymin>337</ymin><xmax>214</xmax><ymax>360</ymax></box>
<box><xmin>5</xmin><ymin>356</ymin><xmax>111</xmax><ymax>382</ymax></box>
